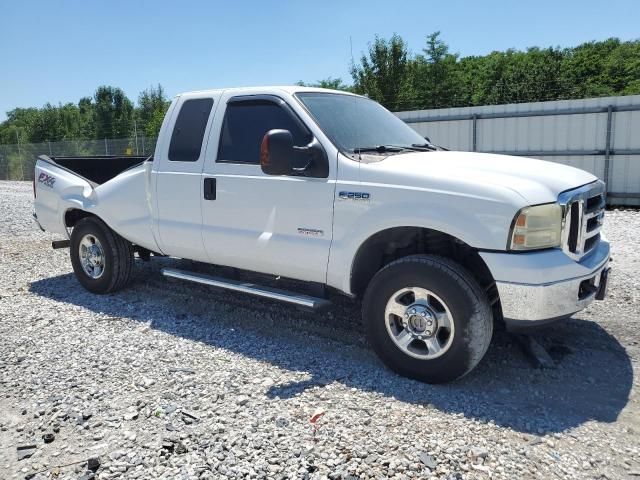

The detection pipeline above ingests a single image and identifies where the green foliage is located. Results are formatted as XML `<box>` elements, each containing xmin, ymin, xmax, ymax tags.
<box><xmin>1</xmin><ymin>34</ymin><xmax>638</xmax><ymax>145</ymax></box>
<box><xmin>0</xmin><ymin>84</ymin><xmax>170</xmax><ymax>145</ymax></box>
<box><xmin>412</xmin><ymin>32</ymin><xmax>464</xmax><ymax>109</ymax></box>
<box><xmin>7</xmin><ymin>152</ymin><xmax>25</xmax><ymax>180</ymax></box>
<box><xmin>137</xmin><ymin>84</ymin><xmax>171</xmax><ymax>138</ymax></box>
<box><xmin>350</xmin><ymin>34</ymin><xmax>411</xmax><ymax>110</ymax></box>
<box><xmin>94</xmin><ymin>86</ymin><xmax>134</xmax><ymax>139</ymax></box>
<box><xmin>296</xmin><ymin>77</ymin><xmax>354</xmax><ymax>92</ymax></box>
<box><xmin>351</xmin><ymin>34</ymin><xmax>640</xmax><ymax>110</ymax></box>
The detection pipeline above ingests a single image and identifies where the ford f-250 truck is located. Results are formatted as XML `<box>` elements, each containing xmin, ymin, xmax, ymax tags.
<box><xmin>33</xmin><ymin>86</ymin><xmax>610</xmax><ymax>383</ymax></box>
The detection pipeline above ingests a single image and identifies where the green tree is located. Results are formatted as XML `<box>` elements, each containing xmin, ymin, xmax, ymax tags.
<box><xmin>412</xmin><ymin>32</ymin><xmax>463</xmax><ymax>108</ymax></box>
<box><xmin>1</xmin><ymin>35</ymin><xmax>640</xmax><ymax>146</ymax></box>
<box><xmin>94</xmin><ymin>86</ymin><xmax>134</xmax><ymax>139</ymax></box>
<box><xmin>350</xmin><ymin>34</ymin><xmax>411</xmax><ymax>110</ymax></box>
<box><xmin>137</xmin><ymin>84</ymin><xmax>170</xmax><ymax>138</ymax></box>
<box><xmin>29</xmin><ymin>102</ymin><xmax>86</xmax><ymax>142</ymax></box>
<box><xmin>560</xmin><ymin>38</ymin><xmax>640</xmax><ymax>98</ymax></box>
<box><xmin>296</xmin><ymin>77</ymin><xmax>353</xmax><ymax>91</ymax></box>
<box><xmin>78</xmin><ymin>97</ymin><xmax>95</xmax><ymax>139</ymax></box>
<box><xmin>0</xmin><ymin>108</ymin><xmax>40</xmax><ymax>144</ymax></box>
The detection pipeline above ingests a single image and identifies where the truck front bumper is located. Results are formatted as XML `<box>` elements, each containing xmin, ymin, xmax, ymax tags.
<box><xmin>480</xmin><ymin>240</ymin><xmax>610</xmax><ymax>329</ymax></box>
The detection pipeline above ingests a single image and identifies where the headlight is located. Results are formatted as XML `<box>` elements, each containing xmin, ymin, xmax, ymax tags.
<box><xmin>509</xmin><ymin>203</ymin><xmax>562</xmax><ymax>251</ymax></box>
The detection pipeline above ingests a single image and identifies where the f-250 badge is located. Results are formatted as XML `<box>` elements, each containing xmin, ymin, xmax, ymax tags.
<box><xmin>38</xmin><ymin>172</ymin><xmax>56</xmax><ymax>188</ymax></box>
<box><xmin>338</xmin><ymin>191</ymin><xmax>370</xmax><ymax>201</ymax></box>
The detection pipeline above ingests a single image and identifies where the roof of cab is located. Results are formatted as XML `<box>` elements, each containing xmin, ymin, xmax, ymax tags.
<box><xmin>175</xmin><ymin>85</ymin><xmax>359</xmax><ymax>99</ymax></box>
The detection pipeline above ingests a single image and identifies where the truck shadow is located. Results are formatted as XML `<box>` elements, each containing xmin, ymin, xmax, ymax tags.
<box><xmin>29</xmin><ymin>258</ymin><xmax>633</xmax><ymax>435</ymax></box>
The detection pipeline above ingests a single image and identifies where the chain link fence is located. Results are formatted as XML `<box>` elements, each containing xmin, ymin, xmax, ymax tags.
<box><xmin>0</xmin><ymin>136</ymin><xmax>158</xmax><ymax>181</ymax></box>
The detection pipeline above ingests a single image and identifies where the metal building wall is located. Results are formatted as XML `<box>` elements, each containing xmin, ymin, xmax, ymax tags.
<box><xmin>395</xmin><ymin>95</ymin><xmax>640</xmax><ymax>206</ymax></box>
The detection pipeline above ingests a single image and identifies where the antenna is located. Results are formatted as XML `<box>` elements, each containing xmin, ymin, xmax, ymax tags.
<box><xmin>350</xmin><ymin>35</ymin><xmax>355</xmax><ymax>66</ymax></box>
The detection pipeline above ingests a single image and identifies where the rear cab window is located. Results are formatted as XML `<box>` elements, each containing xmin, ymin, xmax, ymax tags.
<box><xmin>217</xmin><ymin>99</ymin><xmax>312</xmax><ymax>164</ymax></box>
<box><xmin>169</xmin><ymin>98</ymin><xmax>214</xmax><ymax>162</ymax></box>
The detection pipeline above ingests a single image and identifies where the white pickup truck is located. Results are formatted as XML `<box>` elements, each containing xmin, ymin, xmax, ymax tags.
<box><xmin>33</xmin><ymin>86</ymin><xmax>610</xmax><ymax>383</ymax></box>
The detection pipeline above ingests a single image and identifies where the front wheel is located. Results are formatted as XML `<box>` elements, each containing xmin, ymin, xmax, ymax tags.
<box><xmin>363</xmin><ymin>254</ymin><xmax>493</xmax><ymax>383</ymax></box>
<box><xmin>70</xmin><ymin>217</ymin><xmax>134</xmax><ymax>294</ymax></box>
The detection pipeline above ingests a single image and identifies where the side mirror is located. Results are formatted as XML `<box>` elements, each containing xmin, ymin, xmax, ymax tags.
<box><xmin>260</xmin><ymin>129</ymin><xmax>329</xmax><ymax>178</ymax></box>
<box><xmin>260</xmin><ymin>129</ymin><xmax>294</xmax><ymax>175</ymax></box>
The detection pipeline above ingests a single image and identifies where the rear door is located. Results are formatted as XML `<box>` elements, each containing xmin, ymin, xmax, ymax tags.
<box><xmin>153</xmin><ymin>94</ymin><xmax>218</xmax><ymax>261</ymax></box>
<box><xmin>200</xmin><ymin>92</ymin><xmax>337</xmax><ymax>283</ymax></box>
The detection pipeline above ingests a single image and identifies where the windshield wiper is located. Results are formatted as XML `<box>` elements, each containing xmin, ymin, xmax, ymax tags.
<box><xmin>410</xmin><ymin>143</ymin><xmax>438</xmax><ymax>151</ymax></box>
<box><xmin>412</xmin><ymin>142</ymin><xmax>448</xmax><ymax>151</ymax></box>
<box><xmin>353</xmin><ymin>144</ymin><xmax>440</xmax><ymax>154</ymax></box>
<box><xmin>352</xmin><ymin>145</ymin><xmax>406</xmax><ymax>154</ymax></box>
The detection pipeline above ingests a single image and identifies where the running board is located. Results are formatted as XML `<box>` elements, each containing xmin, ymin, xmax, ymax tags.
<box><xmin>161</xmin><ymin>268</ymin><xmax>330</xmax><ymax>309</ymax></box>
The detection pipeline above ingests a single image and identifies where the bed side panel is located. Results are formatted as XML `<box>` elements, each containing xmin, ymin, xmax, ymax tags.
<box><xmin>91</xmin><ymin>163</ymin><xmax>160</xmax><ymax>252</ymax></box>
<box><xmin>34</xmin><ymin>160</ymin><xmax>93</xmax><ymax>237</ymax></box>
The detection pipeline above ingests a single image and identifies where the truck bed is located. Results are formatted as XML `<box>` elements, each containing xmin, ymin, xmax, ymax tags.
<box><xmin>39</xmin><ymin>155</ymin><xmax>150</xmax><ymax>186</ymax></box>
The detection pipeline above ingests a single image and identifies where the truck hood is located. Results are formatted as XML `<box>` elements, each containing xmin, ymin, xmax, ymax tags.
<box><xmin>366</xmin><ymin>151</ymin><xmax>598</xmax><ymax>205</ymax></box>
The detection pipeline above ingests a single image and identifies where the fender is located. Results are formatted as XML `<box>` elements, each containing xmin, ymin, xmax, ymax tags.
<box><xmin>327</xmin><ymin>191</ymin><xmax>520</xmax><ymax>295</ymax></box>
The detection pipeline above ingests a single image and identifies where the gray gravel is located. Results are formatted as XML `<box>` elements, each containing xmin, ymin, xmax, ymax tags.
<box><xmin>0</xmin><ymin>180</ymin><xmax>639</xmax><ymax>479</ymax></box>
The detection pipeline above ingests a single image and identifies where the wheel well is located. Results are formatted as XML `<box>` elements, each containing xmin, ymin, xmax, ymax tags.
<box><xmin>350</xmin><ymin>227</ymin><xmax>500</xmax><ymax>312</ymax></box>
<box><xmin>64</xmin><ymin>209</ymin><xmax>156</xmax><ymax>258</ymax></box>
<box><xmin>65</xmin><ymin>209</ymin><xmax>97</xmax><ymax>228</ymax></box>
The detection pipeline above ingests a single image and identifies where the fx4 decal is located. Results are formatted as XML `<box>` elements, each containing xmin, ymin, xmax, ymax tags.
<box><xmin>38</xmin><ymin>172</ymin><xmax>56</xmax><ymax>188</ymax></box>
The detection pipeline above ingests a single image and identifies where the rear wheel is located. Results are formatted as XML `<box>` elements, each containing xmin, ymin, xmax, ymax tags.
<box><xmin>363</xmin><ymin>254</ymin><xmax>493</xmax><ymax>383</ymax></box>
<box><xmin>70</xmin><ymin>217</ymin><xmax>134</xmax><ymax>294</ymax></box>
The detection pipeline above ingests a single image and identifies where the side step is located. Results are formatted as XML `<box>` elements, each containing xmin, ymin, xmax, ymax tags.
<box><xmin>161</xmin><ymin>268</ymin><xmax>330</xmax><ymax>309</ymax></box>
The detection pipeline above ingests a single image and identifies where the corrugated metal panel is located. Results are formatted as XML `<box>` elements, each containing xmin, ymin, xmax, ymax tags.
<box><xmin>395</xmin><ymin>95</ymin><xmax>640</xmax><ymax>205</ymax></box>
<box><xmin>416</xmin><ymin>120</ymin><xmax>473</xmax><ymax>151</ymax></box>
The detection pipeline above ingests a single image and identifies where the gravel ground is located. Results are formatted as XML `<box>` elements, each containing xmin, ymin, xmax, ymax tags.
<box><xmin>0</xmin><ymin>180</ymin><xmax>638</xmax><ymax>480</ymax></box>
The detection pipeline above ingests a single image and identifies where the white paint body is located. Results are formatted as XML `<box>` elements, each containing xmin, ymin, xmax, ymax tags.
<box><xmin>33</xmin><ymin>86</ymin><xmax>609</xmax><ymax>322</ymax></box>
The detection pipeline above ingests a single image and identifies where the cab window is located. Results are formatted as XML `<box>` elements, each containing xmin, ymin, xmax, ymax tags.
<box><xmin>168</xmin><ymin>98</ymin><xmax>214</xmax><ymax>162</ymax></box>
<box><xmin>218</xmin><ymin>100</ymin><xmax>311</xmax><ymax>164</ymax></box>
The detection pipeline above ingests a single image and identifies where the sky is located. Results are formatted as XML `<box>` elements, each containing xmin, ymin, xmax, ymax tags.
<box><xmin>1</xmin><ymin>0</ymin><xmax>638</xmax><ymax>120</ymax></box>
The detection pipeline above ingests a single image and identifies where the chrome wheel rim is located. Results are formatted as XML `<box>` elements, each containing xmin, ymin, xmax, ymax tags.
<box><xmin>384</xmin><ymin>287</ymin><xmax>455</xmax><ymax>360</ymax></box>
<box><xmin>79</xmin><ymin>234</ymin><xmax>105</xmax><ymax>279</ymax></box>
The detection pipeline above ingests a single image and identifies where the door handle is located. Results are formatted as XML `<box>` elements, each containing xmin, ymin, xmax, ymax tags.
<box><xmin>204</xmin><ymin>177</ymin><xmax>216</xmax><ymax>200</ymax></box>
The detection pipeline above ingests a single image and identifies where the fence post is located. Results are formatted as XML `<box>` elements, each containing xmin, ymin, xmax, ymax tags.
<box><xmin>603</xmin><ymin>105</ymin><xmax>613</xmax><ymax>192</ymax></box>
<box><xmin>104</xmin><ymin>138</ymin><xmax>108</xmax><ymax>155</ymax></box>
<box><xmin>472</xmin><ymin>114</ymin><xmax>478</xmax><ymax>152</ymax></box>
<box><xmin>133</xmin><ymin>120</ymin><xmax>139</xmax><ymax>155</ymax></box>
<box><xmin>15</xmin><ymin>129</ymin><xmax>24</xmax><ymax>180</ymax></box>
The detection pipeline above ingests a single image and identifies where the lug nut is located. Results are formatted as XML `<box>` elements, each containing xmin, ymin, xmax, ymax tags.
<box><xmin>410</xmin><ymin>308</ymin><xmax>416</xmax><ymax>314</ymax></box>
<box><xmin>425</xmin><ymin>330</ymin><xmax>431</xmax><ymax>336</ymax></box>
<box><xmin>420</xmin><ymin>312</ymin><xmax>426</xmax><ymax>317</ymax></box>
<box><xmin>427</xmin><ymin>320</ymin><xmax>432</xmax><ymax>326</ymax></box>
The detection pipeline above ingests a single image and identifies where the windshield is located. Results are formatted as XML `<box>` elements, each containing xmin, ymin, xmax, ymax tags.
<box><xmin>296</xmin><ymin>92</ymin><xmax>427</xmax><ymax>153</ymax></box>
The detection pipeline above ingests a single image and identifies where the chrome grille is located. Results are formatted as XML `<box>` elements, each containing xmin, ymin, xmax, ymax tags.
<box><xmin>559</xmin><ymin>181</ymin><xmax>605</xmax><ymax>260</ymax></box>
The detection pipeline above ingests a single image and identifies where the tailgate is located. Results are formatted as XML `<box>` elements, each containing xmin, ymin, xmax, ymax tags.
<box><xmin>34</xmin><ymin>157</ymin><xmax>94</xmax><ymax>236</ymax></box>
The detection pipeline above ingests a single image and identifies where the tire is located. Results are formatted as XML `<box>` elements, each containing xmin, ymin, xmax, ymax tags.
<box><xmin>69</xmin><ymin>216</ymin><xmax>134</xmax><ymax>294</ymax></box>
<box><xmin>362</xmin><ymin>254</ymin><xmax>493</xmax><ymax>383</ymax></box>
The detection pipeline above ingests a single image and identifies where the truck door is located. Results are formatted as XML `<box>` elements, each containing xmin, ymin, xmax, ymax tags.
<box><xmin>153</xmin><ymin>95</ymin><xmax>217</xmax><ymax>261</ymax></box>
<box><xmin>200</xmin><ymin>93</ymin><xmax>336</xmax><ymax>283</ymax></box>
